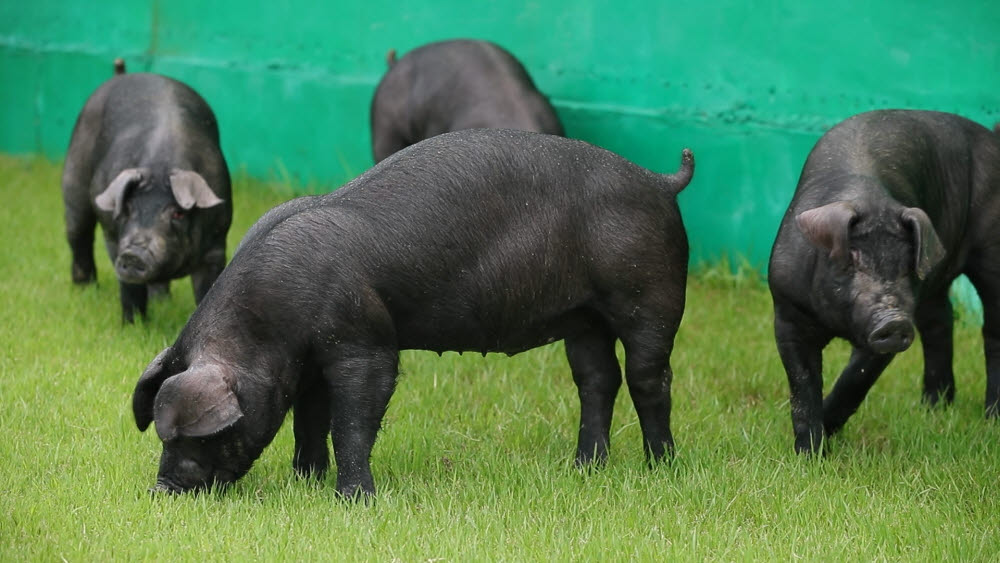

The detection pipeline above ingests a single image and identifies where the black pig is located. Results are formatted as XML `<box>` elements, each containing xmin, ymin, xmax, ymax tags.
<box><xmin>369</xmin><ymin>39</ymin><xmax>564</xmax><ymax>163</ymax></box>
<box><xmin>62</xmin><ymin>68</ymin><xmax>232</xmax><ymax>322</ymax></box>
<box><xmin>132</xmin><ymin>129</ymin><xmax>694</xmax><ymax>498</ymax></box>
<box><xmin>769</xmin><ymin>110</ymin><xmax>1000</xmax><ymax>454</ymax></box>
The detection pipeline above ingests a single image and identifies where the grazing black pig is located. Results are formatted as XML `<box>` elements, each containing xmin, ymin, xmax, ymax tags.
<box><xmin>132</xmin><ymin>128</ymin><xmax>694</xmax><ymax>498</ymax></box>
<box><xmin>62</xmin><ymin>68</ymin><xmax>231</xmax><ymax>322</ymax></box>
<box><xmin>369</xmin><ymin>39</ymin><xmax>564</xmax><ymax>163</ymax></box>
<box><xmin>768</xmin><ymin>110</ymin><xmax>1000</xmax><ymax>454</ymax></box>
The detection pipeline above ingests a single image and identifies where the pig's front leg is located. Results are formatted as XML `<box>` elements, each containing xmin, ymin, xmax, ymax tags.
<box><xmin>326</xmin><ymin>345</ymin><xmax>399</xmax><ymax>500</ymax></box>
<box><xmin>774</xmin><ymin>306</ymin><xmax>826</xmax><ymax>454</ymax></box>
<box><xmin>822</xmin><ymin>347</ymin><xmax>894</xmax><ymax>436</ymax></box>
<box><xmin>148</xmin><ymin>281</ymin><xmax>171</xmax><ymax>299</ymax></box>
<box><xmin>566</xmin><ymin>325</ymin><xmax>622</xmax><ymax>466</ymax></box>
<box><xmin>119</xmin><ymin>281</ymin><xmax>148</xmax><ymax>323</ymax></box>
<box><xmin>190</xmin><ymin>247</ymin><xmax>226</xmax><ymax>303</ymax></box>
<box><xmin>293</xmin><ymin>375</ymin><xmax>331</xmax><ymax>478</ymax></box>
<box><xmin>104</xmin><ymin>236</ymin><xmax>146</xmax><ymax>323</ymax></box>
<box><xmin>915</xmin><ymin>292</ymin><xmax>955</xmax><ymax>406</ymax></box>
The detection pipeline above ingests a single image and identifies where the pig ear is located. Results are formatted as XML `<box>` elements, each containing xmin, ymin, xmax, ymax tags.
<box><xmin>170</xmin><ymin>169</ymin><xmax>224</xmax><ymax>210</ymax></box>
<box><xmin>153</xmin><ymin>366</ymin><xmax>243</xmax><ymax>442</ymax></box>
<box><xmin>95</xmin><ymin>168</ymin><xmax>145</xmax><ymax>218</ymax></box>
<box><xmin>133</xmin><ymin>347</ymin><xmax>176</xmax><ymax>432</ymax></box>
<box><xmin>901</xmin><ymin>207</ymin><xmax>946</xmax><ymax>280</ymax></box>
<box><xmin>795</xmin><ymin>201</ymin><xmax>857</xmax><ymax>266</ymax></box>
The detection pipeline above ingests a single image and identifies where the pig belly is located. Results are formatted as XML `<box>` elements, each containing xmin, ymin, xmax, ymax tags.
<box><xmin>393</xmin><ymin>305</ymin><xmax>600</xmax><ymax>356</ymax></box>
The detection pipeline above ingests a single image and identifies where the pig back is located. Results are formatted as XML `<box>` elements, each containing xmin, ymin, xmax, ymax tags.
<box><xmin>234</xmin><ymin>129</ymin><xmax>686</xmax><ymax>354</ymax></box>
<box><xmin>76</xmin><ymin>73</ymin><xmax>229</xmax><ymax>203</ymax></box>
<box><xmin>795</xmin><ymin>110</ymin><xmax>991</xmax><ymax>214</ymax></box>
<box><xmin>372</xmin><ymin>39</ymin><xmax>564</xmax><ymax>147</ymax></box>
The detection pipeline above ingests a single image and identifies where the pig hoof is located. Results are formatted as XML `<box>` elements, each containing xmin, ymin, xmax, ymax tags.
<box><xmin>645</xmin><ymin>454</ymin><xmax>675</xmax><ymax>470</ymax></box>
<box><xmin>794</xmin><ymin>445</ymin><xmax>825</xmax><ymax>457</ymax></box>
<box><xmin>71</xmin><ymin>264</ymin><xmax>96</xmax><ymax>284</ymax></box>
<box><xmin>148</xmin><ymin>282</ymin><xmax>171</xmax><ymax>300</ymax></box>
<box><xmin>293</xmin><ymin>460</ymin><xmax>328</xmax><ymax>480</ymax></box>
<box><xmin>643</xmin><ymin>440</ymin><xmax>675</xmax><ymax>467</ymax></box>
<box><xmin>336</xmin><ymin>484</ymin><xmax>375</xmax><ymax>504</ymax></box>
<box><xmin>793</xmin><ymin>436</ymin><xmax>827</xmax><ymax>456</ymax></box>
<box><xmin>573</xmin><ymin>453</ymin><xmax>608</xmax><ymax>471</ymax></box>
<box><xmin>921</xmin><ymin>388</ymin><xmax>954</xmax><ymax>407</ymax></box>
<box><xmin>149</xmin><ymin>481</ymin><xmax>187</xmax><ymax>495</ymax></box>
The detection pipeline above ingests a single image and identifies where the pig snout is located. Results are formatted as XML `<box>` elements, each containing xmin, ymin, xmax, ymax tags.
<box><xmin>151</xmin><ymin>477</ymin><xmax>213</xmax><ymax>495</ymax></box>
<box><xmin>867</xmin><ymin>314</ymin><xmax>914</xmax><ymax>354</ymax></box>
<box><xmin>152</xmin><ymin>467</ymin><xmax>212</xmax><ymax>495</ymax></box>
<box><xmin>116</xmin><ymin>248</ymin><xmax>153</xmax><ymax>282</ymax></box>
<box><xmin>115</xmin><ymin>233</ymin><xmax>167</xmax><ymax>283</ymax></box>
<box><xmin>150</xmin><ymin>480</ymin><xmax>184</xmax><ymax>494</ymax></box>
<box><xmin>152</xmin><ymin>451</ymin><xmax>240</xmax><ymax>495</ymax></box>
<box><xmin>851</xmin><ymin>273</ymin><xmax>916</xmax><ymax>355</ymax></box>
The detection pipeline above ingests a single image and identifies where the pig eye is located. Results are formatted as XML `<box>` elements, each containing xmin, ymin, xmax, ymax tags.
<box><xmin>171</xmin><ymin>209</ymin><xmax>186</xmax><ymax>221</ymax></box>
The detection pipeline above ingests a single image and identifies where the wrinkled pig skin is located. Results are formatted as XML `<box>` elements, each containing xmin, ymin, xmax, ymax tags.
<box><xmin>62</xmin><ymin>70</ymin><xmax>232</xmax><ymax>322</ymax></box>
<box><xmin>768</xmin><ymin>110</ymin><xmax>1000</xmax><ymax>454</ymax></box>
<box><xmin>370</xmin><ymin>39</ymin><xmax>564</xmax><ymax>163</ymax></box>
<box><xmin>133</xmin><ymin>129</ymin><xmax>694</xmax><ymax>499</ymax></box>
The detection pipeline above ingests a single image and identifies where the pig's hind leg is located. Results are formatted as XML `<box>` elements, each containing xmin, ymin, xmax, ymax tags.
<box><xmin>565</xmin><ymin>322</ymin><xmax>622</xmax><ymax>467</ymax></box>
<box><xmin>63</xmin><ymin>182</ymin><xmax>98</xmax><ymax>284</ymax></box>
<box><xmin>966</xmin><ymin>260</ymin><xmax>1000</xmax><ymax>417</ymax></box>
<box><xmin>614</xmin><ymin>309</ymin><xmax>680</xmax><ymax>464</ymax></box>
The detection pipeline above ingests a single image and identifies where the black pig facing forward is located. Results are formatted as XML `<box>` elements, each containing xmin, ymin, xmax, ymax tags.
<box><xmin>370</xmin><ymin>39</ymin><xmax>564</xmax><ymax>163</ymax></box>
<box><xmin>769</xmin><ymin>110</ymin><xmax>1000</xmax><ymax>454</ymax></box>
<box><xmin>132</xmin><ymin>129</ymin><xmax>694</xmax><ymax>498</ymax></box>
<box><xmin>62</xmin><ymin>71</ymin><xmax>232</xmax><ymax>322</ymax></box>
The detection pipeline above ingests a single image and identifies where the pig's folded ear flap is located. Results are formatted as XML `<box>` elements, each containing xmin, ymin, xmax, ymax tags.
<box><xmin>133</xmin><ymin>347</ymin><xmax>175</xmax><ymax>432</ymax></box>
<box><xmin>153</xmin><ymin>366</ymin><xmax>243</xmax><ymax>442</ymax></box>
<box><xmin>795</xmin><ymin>201</ymin><xmax>857</xmax><ymax>266</ymax></box>
<box><xmin>169</xmin><ymin>169</ymin><xmax>225</xmax><ymax>210</ymax></box>
<box><xmin>901</xmin><ymin>207</ymin><xmax>946</xmax><ymax>280</ymax></box>
<box><xmin>95</xmin><ymin>168</ymin><xmax>145</xmax><ymax>218</ymax></box>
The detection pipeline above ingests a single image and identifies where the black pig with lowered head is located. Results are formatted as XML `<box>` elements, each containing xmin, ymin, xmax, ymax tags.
<box><xmin>370</xmin><ymin>39</ymin><xmax>564</xmax><ymax>163</ymax></box>
<box><xmin>769</xmin><ymin>110</ymin><xmax>1000</xmax><ymax>454</ymax></box>
<box><xmin>62</xmin><ymin>67</ymin><xmax>231</xmax><ymax>322</ymax></box>
<box><xmin>132</xmin><ymin>128</ymin><xmax>694</xmax><ymax>498</ymax></box>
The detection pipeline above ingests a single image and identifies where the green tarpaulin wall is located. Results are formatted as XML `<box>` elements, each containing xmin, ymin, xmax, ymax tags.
<box><xmin>2</xmin><ymin>2</ymin><xmax>997</xmax><ymax>295</ymax></box>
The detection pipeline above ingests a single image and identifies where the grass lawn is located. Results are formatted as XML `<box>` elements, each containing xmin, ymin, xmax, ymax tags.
<box><xmin>1</xmin><ymin>154</ymin><xmax>998</xmax><ymax>561</ymax></box>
